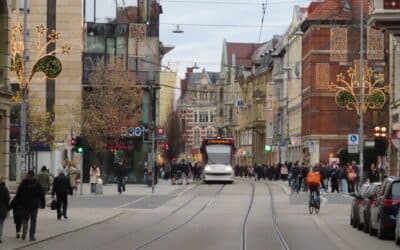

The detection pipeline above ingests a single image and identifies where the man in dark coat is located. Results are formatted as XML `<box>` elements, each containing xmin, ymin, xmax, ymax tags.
<box><xmin>0</xmin><ymin>176</ymin><xmax>10</xmax><ymax>243</ymax></box>
<box><xmin>52</xmin><ymin>169</ymin><xmax>73</xmax><ymax>220</ymax></box>
<box><xmin>15</xmin><ymin>170</ymin><xmax>45</xmax><ymax>241</ymax></box>
<box><xmin>115</xmin><ymin>161</ymin><xmax>128</xmax><ymax>194</ymax></box>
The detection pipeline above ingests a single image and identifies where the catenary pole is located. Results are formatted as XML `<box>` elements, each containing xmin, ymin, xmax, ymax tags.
<box><xmin>359</xmin><ymin>0</ymin><xmax>365</xmax><ymax>185</ymax></box>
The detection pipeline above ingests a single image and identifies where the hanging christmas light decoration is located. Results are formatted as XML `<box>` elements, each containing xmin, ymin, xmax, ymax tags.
<box><xmin>329</xmin><ymin>66</ymin><xmax>389</xmax><ymax>115</ymax></box>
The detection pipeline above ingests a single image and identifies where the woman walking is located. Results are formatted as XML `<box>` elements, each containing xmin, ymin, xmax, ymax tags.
<box><xmin>89</xmin><ymin>165</ymin><xmax>101</xmax><ymax>193</ymax></box>
<box><xmin>0</xmin><ymin>176</ymin><xmax>10</xmax><ymax>243</ymax></box>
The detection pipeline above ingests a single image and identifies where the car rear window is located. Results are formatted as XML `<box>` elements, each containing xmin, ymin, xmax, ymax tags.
<box><xmin>391</xmin><ymin>182</ymin><xmax>400</xmax><ymax>199</ymax></box>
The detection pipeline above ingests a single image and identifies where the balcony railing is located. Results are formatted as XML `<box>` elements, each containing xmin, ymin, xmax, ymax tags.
<box><xmin>368</xmin><ymin>0</ymin><xmax>400</xmax><ymax>31</ymax></box>
<box><xmin>369</xmin><ymin>0</ymin><xmax>400</xmax><ymax>13</ymax></box>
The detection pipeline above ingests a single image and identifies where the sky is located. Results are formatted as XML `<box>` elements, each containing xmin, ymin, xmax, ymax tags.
<box><xmin>159</xmin><ymin>0</ymin><xmax>313</xmax><ymax>77</ymax></box>
<box><xmin>85</xmin><ymin>0</ymin><xmax>312</xmax><ymax>78</ymax></box>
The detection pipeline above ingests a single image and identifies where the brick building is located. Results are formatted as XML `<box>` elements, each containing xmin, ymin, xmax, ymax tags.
<box><xmin>300</xmin><ymin>0</ymin><xmax>389</xmax><ymax>165</ymax></box>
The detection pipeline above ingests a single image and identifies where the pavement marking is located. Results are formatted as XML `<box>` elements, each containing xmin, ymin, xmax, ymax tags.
<box><xmin>118</xmin><ymin>196</ymin><xmax>147</xmax><ymax>208</ymax></box>
<box><xmin>13</xmin><ymin>211</ymin><xmax>124</xmax><ymax>250</ymax></box>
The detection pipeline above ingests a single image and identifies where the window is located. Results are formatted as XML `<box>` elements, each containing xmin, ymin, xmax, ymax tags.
<box><xmin>194</xmin><ymin>130</ymin><xmax>200</xmax><ymax>145</ymax></box>
<box><xmin>200</xmin><ymin>92</ymin><xmax>207</xmax><ymax>101</ymax></box>
<box><xmin>194</xmin><ymin>112</ymin><xmax>198</xmax><ymax>123</ymax></box>
<box><xmin>199</xmin><ymin>111</ymin><xmax>208</xmax><ymax>123</ymax></box>
<box><xmin>210</xmin><ymin>112</ymin><xmax>215</xmax><ymax>123</ymax></box>
<box><xmin>206</xmin><ymin>130</ymin><xmax>213</xmax><ymax>138</ymax></box>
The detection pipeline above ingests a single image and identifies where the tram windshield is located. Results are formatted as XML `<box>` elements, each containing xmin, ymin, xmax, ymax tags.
<box><xmin>205</xmin><ymin>144</ymin><xmax>231</xmax><ymax>165</ymax></box>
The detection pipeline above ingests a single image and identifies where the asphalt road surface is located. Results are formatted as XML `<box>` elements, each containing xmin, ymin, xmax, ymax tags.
<box><xmin>18</xmin><ymin>180</ymin><xmax>397</xmax><ymax>250</ymax></box>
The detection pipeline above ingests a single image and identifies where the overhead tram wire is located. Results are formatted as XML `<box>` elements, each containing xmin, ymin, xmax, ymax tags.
<box><xmin>161</xmin><ymin>22</ymin><xmax>288</xmax><ymax>28</ymax></box>
<box><xmin>161</xmin><ymin>0</ymin><xmax>310</xmax><ymax>5</ymax></box>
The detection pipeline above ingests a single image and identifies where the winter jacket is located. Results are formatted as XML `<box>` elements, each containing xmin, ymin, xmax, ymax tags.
<box><xmin>37</xmin><ymin>170</ymin><xmax>51</xmax><ymax>191</ymax></box>
<box><xmin>15</xmin><ymin>177</ymin><xmax>45</xmax><ymax>212</ymax></box>
<box><xmin>115</xmin><ymin>164</ymin><xmax>128</xmax><ymax>179</ymax></box>
<box><xmin>0</xmin><ymin>183</ymin><xmax>10</xmax><ymax>219</ymax></box>
<box><xmin>89</xmin><ymin>167</ymin><xmax>101</xmax><ymax>184</ymax></box>
<box><xmin>52</xmin><ymin>173</ymin><xmax>73</xmax><ymax>196</ymax></box>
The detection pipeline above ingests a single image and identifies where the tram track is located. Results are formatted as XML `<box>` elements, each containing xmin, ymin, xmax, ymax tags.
<box><xmin>134</xmin><ymin>184</ymin><xmax>226</xmax><ymax>250</ymax></box>
<box><xmin>241</xmin><ymin>182</ymin><xmax>255</xmax><ymax>250</ymax></box>
<box><xmin>266</xmin><ymin>182</ymin><xmax>291</xmax><ymax>250</ymax></box>
<box><xmin>16</xmin><ymin>184</ymin><xmax>204</xmax><ymax>250</ymax></box>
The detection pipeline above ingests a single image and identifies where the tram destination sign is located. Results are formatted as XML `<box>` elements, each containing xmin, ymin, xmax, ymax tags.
<box><xmin>205</xmin><ymin>139</ymin><xmax>232</xmax><ymax>144</ymax></box>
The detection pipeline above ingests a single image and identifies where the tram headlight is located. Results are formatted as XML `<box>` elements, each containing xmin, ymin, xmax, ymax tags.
<box><xmin>225</xmin><ymin>166</ymin><xmax>233</xmax><ymax>172</ymax></box>
<box><xmin>205</xmin><ymin>166</ymin><xmax>212</xmax><ymax>171</ymax></box>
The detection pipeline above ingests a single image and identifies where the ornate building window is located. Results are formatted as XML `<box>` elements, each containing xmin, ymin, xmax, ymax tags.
<box><xmin>330</xmin><ymin>27</ymin><xmax>348</xmax><ymax>62</ymax></box>
<box><xmin>194</xmin><ymin>129</ymin><xmax>200</xmax><ymax>145</ymax></box>
<box><xmin>199</xmin><ymin>111</ymin><xmax>208</xmax><ymax>123</ymax></box>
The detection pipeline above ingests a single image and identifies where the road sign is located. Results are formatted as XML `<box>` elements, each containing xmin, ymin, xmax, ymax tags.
<box><xmin>348</xmin><ymin>145</ymin><xmax>359</xmax><ymax>153</ymax></box>
<box><xmin>348</xmin><ymin>134</ymin><xmax>359</xmax><ymax>145</ymax></box>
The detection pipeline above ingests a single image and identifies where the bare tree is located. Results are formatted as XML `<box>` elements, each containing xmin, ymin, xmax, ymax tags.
<box><xmin>82</xmin><ymin>58</ymin><xmax>143</xmax><ymax>153</ymax></box>
<box><xmin>163</xmin><ymin>110</ymin><xmax>185</xmax><ymax>161</ymax></box>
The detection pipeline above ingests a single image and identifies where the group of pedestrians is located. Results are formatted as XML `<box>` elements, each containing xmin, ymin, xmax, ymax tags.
<box><xmin>234</xmin><ymin>163</ymin><xmax>289</xmax><ymax>181</ymax></box>
<box><xmin>0</xmin><ymin>166</ymin><xmax>74</xmax><ymax>244</ymax></box>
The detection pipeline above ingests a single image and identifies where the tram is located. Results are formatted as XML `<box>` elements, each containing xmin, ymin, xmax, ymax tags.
<box><xmin>200</xmin><ymin>137</ymin><xmax>235</xmax><ymax>183</ymax></box>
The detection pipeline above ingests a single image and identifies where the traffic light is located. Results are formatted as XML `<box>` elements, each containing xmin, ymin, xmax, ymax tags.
<box><xmin>73</xmin><ymin>136</ymin><xmax>85</xmax><ymax>153</ymax></box>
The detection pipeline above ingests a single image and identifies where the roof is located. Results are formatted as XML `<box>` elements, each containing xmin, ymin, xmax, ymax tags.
<box><xmin>305</xmin><ymin>0</ymin><xmax>367</xmax><ymax>22</ymax></box>
<box><xmin>226</xmin><ymin>42</ymin><xmax>263</xmax><ymax>68</ymax></box>
<box><xmin>188</xmin><ymin>71</ymin><xmax>219</xmax><ymax>85</ymax></box>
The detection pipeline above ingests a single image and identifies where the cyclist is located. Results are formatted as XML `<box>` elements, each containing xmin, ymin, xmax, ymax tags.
<box><xmin>307</xmin><ymin>165</ymin><xmax>321</xmax><ymax>209</ymax></box>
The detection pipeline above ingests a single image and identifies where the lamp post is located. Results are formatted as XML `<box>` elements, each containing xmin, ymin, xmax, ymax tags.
<box><xmin>10</xmin><ymin>14</ymin><xmax>70</xmax><ymax>179</ymax></box>
<box><xmin>374</xmin><ymin>126</ymin><xmax>387</xmax><ymax>179</ymax></box>
<box><xmin>359</xmin><ymin>0</ymin><xmax>365</xmax><ymax>186</ymax></box>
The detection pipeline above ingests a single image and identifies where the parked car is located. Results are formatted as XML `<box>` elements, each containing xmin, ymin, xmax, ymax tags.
<box><xmin>359</xmin><ymin>182</ymin><xmax>381</xmax><ymax>233</ymax></box>
<box><xmin>394</xmin><ymin>202</ymin><xmax>400</xmax><ymax>245</ymax></box>
<box><xmin>350</xmin><ymin>183</ymin><xmax>370</xmax><ymax>228</ymax></box>
<box><xmin>369</xmin><ymin>177</ymin><xmax>400</xmax><ymax>239</ymax></box>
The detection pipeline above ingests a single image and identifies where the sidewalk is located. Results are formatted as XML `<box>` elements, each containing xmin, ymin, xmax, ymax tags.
<box><xmin>2</xmin><ymin>179</ymin><xmax>196</xmax><ymax>250</ymax></box>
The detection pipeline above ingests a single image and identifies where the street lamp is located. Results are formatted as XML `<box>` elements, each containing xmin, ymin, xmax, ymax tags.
<box><xmin>374</xmin><ymin>126</ymin><xmax>388</xmax><ymax>177</ymax></box>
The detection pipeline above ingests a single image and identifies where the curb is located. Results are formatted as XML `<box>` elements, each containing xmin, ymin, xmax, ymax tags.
<box><xmin>13</xmin><ymin>211</ymin><xmax>124</xmax><ymax>250</ymax></box>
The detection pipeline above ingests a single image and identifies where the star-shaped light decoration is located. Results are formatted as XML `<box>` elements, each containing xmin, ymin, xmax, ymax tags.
<box><xmin>60</xmin><ymin>43</ymin><xmax>72</xmax><ymax>54</ymax></box>
<box><xmin>36</xmin><ymin>24</ymin><xmax>47</xmax><ymax>35</ymax></box>
<box><xmin>48</xmin><ymin>30</ymin><xmax>60</xmax><ymax>42</ymax></box>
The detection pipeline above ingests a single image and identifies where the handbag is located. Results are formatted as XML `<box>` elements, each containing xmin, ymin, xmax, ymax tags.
<box><xmin>50</xmin><ymin>199</ymin><xmax>57</xmax><ymax>210</ymax></box>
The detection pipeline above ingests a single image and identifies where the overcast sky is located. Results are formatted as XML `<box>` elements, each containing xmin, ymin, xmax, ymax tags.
<box><xmin>86</xmin><ymin>0</ymin><xmax>312</xmax><ymax>77</ymax></box>
<box><xmin>159</xmin><ymin>0</ymin><xmax>312</xmax><ymax>77</ymax></box>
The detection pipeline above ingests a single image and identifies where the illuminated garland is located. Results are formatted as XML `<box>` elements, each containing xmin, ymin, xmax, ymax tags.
<box><xmin>9</xmin><ymin>24</ymin><xmax>71</xmax><ymax>90</ymax></box>
<box><xmin>329</xmin><ymin>66</ymin><xmax>389</xmax><ymax>115</ymax></box>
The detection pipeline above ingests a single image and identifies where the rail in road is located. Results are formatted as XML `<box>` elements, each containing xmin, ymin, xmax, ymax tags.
<box><xmin>135</xmin><ymin>184</ymin><xmax>226</xmax><ymax>250</ymax></box>
<box><xmin>266</xmin><ymin>182</ymin><xmax>290</xmax><ymax>250</ymax></box>
<box><xmin>241</xmin><ymin>183</ymin><xmax>255</xmax><ymax>250</ymax></box>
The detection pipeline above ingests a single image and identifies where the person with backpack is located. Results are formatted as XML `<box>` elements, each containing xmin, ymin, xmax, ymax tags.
<box><xmin>307</xmin><ymin>166</ymin><xmax>321</xmax><ymax>209</ymax></box>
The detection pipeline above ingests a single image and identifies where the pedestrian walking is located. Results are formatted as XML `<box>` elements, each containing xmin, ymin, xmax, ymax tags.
<box><xmin>37</xmin><ymin>165</ymin><xmax>50</xmax><ymax>196</ymax></box>
<box><xmin>89</xmin><ymin>165</ymin><xmax>101</xmax><ymax>193</ymax></box>
<box><xmin>8</xmin><ymin>195</ymin><xmax>24</xmax><ymax>239</ymax></box>
<box><xmin>115</xmin><ymin>161</ymin><xmax>128</xmax><ymax>194</ymax></box>
<box><xmin>69</xmin><ymin>164</ymin><xmax>79</xmax><ymax>193</ymax></box>
<box><xmin>52</xmin><ymin>169</ymin><xmax>73</xmax><ymax>220</ymax></box>
<box><xmin>15</xmin><ymin>170</ymin><xmax>45</xmax><ymax>241</ymax></box>
<box><xmin>0</xmin><ymin>176</ymin><xmax>10</xmax><ymax>244</ymax></box>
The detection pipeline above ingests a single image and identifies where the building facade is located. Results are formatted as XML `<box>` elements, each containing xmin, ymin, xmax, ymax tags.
<box><xmin>177</xmin><ymin>68</ymin><xmax>219</xmax><ymax>162</ymax></box>
<box><xmin>368</xmin><ymin>0</ymin><xmax>400</xmax><ymax>175</ymax></box>
<box><xmin>82</xmin><ymin>1</ymin><xmax>163</xmax><ymax>182</ymax></box>
<box><xmin>300</xmin><ymin>0</ymin><xmax>388</xmax><ymax>165</ymax></box>
<box><xmin>272</xmin><ymin>6</ymin><xmax>306</xmax><ymax>164</ymax></box>
<box><xmin>7</xmin><ymin>0</ymin><xmax>82</xmax><ymax>178</ymax></box>
<box><xmin>0</xmin><ymin>1</ymin><xmax>12</xmax><ymax>180</ymax></box>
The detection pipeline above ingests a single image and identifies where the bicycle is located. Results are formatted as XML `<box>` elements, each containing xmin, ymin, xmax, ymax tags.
<box><xmin>309</xmin><ymin>188</ymin><xmax>320</xmax><ymax>214</ymax></box>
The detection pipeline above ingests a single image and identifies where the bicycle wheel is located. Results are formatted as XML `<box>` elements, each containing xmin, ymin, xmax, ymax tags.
<box><xmin>309</xmin><ymin>204</ymin><xmax>314</xmax><ymax>214</ymax></box>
